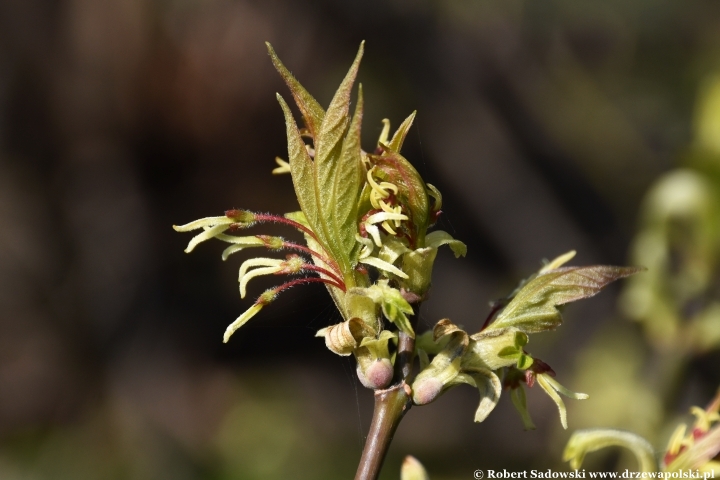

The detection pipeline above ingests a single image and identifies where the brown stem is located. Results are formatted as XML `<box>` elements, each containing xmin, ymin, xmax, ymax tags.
<box><xmin>395</xmin><ymin>331</ymin><xmax>416</xmax><ymax>384</ymax></box>
<box><xmin>354</xmin><ymin>383</ymin><xmax>412</xmax><ymax>480</ymax></box>
<box><xmin>354</xmin><ymin>310</ymin><xmax>420</xmax><ymax>480</ymax></box>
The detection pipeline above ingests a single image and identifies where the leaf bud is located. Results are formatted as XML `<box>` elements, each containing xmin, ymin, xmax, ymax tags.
<box><xmin>356</xmin><ymin>358</ymin><xmax>393</xmax><ymax>390</ymax></box>
<box><xmin>412</xmin><ymin>377</ymin><xmax>444</xmax><ymax>405</ymax></box>
<box><xmin>355</xmin><ymin>330</ymin><xmax>397</xmax><ymax>389</ymax></box>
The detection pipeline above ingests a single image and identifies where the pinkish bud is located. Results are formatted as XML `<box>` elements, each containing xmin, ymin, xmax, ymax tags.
<box><xmin>412</xmin><ymin>377</ymin><xmax>443</xmax><ymax>405</ymax></box>
<box><xmin>357</xmin><ymin>359</ymin><xmax>393</xmax><ymax>390</ymax></box>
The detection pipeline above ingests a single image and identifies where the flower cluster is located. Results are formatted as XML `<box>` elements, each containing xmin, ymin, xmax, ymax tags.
<box><xmin>174</xmin><ymin>42</ymin><xmax>465</xmax><ymax>389</ymax></box>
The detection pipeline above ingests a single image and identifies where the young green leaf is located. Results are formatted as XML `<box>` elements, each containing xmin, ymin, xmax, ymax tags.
<box><xmin>466</xmin><ymin>327</ymin><xmax>524</xmax><ymax>370</ymax></box>
<box><xmin>315</xmin><ymin>42</ymin><xmax>363</xmax><ymax>169</ymax></box>
<box><xmin>489</xmin><ymin>265</ymin><xmax>644</xmax><ymax>334</ymax></box>
<box><xmin>332</xmin><ymin>84</ymin><xmax>365</xmax><ymax>258</ymax></box>
<box><xmin>387</xmin><ymin>111</ymin><xmax>416</xmax><ymax>153</ymax></box>
<box><xmin>266</xmin><ymin>43</ymin><xmax>325</xmax><ymax>139</ymax></box>
<box><xmin>276</xmin><ymin>94</ymin><xmax>328</xmax><ymax>251</ymax></box>
<box><xmin>313</xmin><ymin>42</ymin><xmax>364</xmax><ymax>273</ymax></box>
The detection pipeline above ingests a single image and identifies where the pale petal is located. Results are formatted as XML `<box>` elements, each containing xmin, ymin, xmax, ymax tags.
<box><xmin>272</xmin><ymin>157</ymin><xmax>291</xmax><ymax>174</ymax></box>
<box><xmin>360</xmin><ymin>256</ymin><xmax>409</xmax><ymax>279</ymax></box>
<box><xmin>239</xmin><ymin>266</ymin><xmax>281</xmax><ymax>298</ymax></box>
<box><xmin>366</xmin><ymin>211</ymin><xmax>408</xmax><ymax>225</ymax></box>
<box><xmin>238</xmin><ymin>258</ymin><xmax>282</xmax><ymax>281</ymax></box>
<box><xmin>541</xmin><ymin>374</ymin><xmax>589</xmax><ymax>400</ymax></box>
<box><xmin>223</xmin><ymin>303</ymin><xmax>264</xmax><ymax>343</ymax></box>
<box><xmin>173</xmin><ymin>216</ymin><xmax>234</xmax><ymax>232</ymax></box>
<box><xmin>537</xmin><ymin>375</ymin><xmax>570</xmax><ymax>429</ymax></box>
<box><xmin>366</xmin><ymin>223</ymin><xmax>383</xmax><ymax>247</ymax></box>
<box><xmin>183</xmin><ymin>224</ymin><xmax>231</xmax><ymax>253</ymax></box>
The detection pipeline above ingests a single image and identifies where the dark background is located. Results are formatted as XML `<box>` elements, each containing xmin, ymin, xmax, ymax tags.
<box><xmin>1</xmin><ymin>1</ymin><xmax>719</xmax><ymax>478</ymax></box>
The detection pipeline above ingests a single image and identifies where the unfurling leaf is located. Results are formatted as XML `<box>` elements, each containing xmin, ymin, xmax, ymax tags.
<box><xmin>490</xmin><ymin>265</ymin><xmax>644</xmax><ymax>334</ymax></box>
<box><xmin>274</xmin><ymin>43</ymin><xmax>366</xmax><ymax>283</ymax></box>
<box><xmin>365</xmin><ymin>282</ymin><xmax>415</xmax><ymax>337</ymax></box>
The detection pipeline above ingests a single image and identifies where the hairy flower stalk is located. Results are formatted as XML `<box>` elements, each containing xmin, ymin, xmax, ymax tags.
<box><xmin>174</xmin><ymin>42</ymin><xmax>643</xmax><ymax>480</ymax></box>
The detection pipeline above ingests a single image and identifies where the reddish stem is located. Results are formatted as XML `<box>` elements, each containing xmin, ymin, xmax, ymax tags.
<box><xmin>282</xmin><ymin>241</ymin><xmax>342</xmax><ymax>277</ymax></box>
<box><xmin>272</xmin><ymin>276</ymin><xmax>345</xmax><ymax>294</ymax></box>
<box><xmin>255</xmin><ymin>213</ymin><xmax>320</xmax><ymax>243</ymax></box>
<box><xmin>302</xmin><ymin>264</ymin><xmax>346</xmax><ymax>292</ymax></box>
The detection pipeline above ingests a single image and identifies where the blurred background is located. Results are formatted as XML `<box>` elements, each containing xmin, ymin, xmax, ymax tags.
<box><xmin>1</xmin><ymin>0</ymin><xmax>720</xmax><ymax>478</ymax></box>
